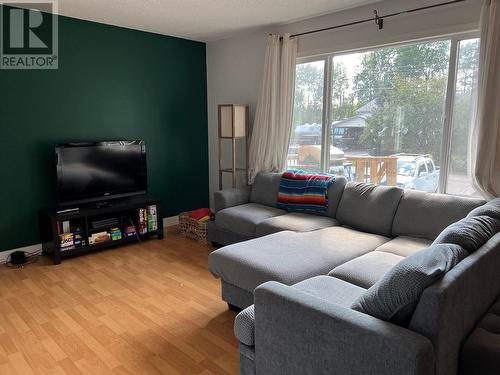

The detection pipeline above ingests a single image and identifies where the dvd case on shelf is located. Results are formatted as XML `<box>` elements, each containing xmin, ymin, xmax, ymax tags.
<box><xmin>147</xmin><ymin>205</ymin><xmax>158</xmax><ymax>232</ymax></box>
<box><xmin>138</xmin><ymin>208</ymin><xmax>148</xmax><ymax>234</ymax></box>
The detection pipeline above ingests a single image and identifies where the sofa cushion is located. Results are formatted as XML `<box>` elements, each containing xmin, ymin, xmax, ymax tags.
<box><xmin>467</xmin><ymin>197</ymin><xmax>500</xmax><ymax>221</ymax></box>
<box><xmin>392</xmin><ymin>190</ymin><xmax>485</xmax><ymax>240</ymax></box>
<box><xmin>433</xmin><ymin>216</ymin><xmax>500</xmax><ymax>253</ymax></box>
<box><xmin>336</xmin><ymin>182</ymin><xmax>403</xmax><ymax>236</ymax></box>
<box><xmin>215</xmin><ymin>203</ymin><xmax>286</xmax><ymax>237</ymax></box>
<box><xmin>351</xmin><ymin>243</ymin><xmax>468</xmax><ymax>326</ymax></box>
<box><xmin>329</xmin><ymin>251</ymin><xmax>404</xmax><ymax>289</ymax></box>
<box><xmin>249</xmin><ymin>172</ymin><xmax>282</xmax><ymax>207</ymax></box>
<box><xmin>375</xmin><ymin>236</ymin><xmax>433</xmax><ymax>257</ymax></box>
<box><xmin>208</xmin><ymin>227</ymin><xmax>390</xmax><ymax>294</ymax></box>
<box><xmin>234</xmin><ymin>276</ymin><xmax>365</xmax><ymax>346</ymax></box>
<box><xmin>255</xmin><ymin>212</ymin><xmax>339</xmax><ymax>237</ymax></box>
<box><xmin>214</xmin><ymin>186</ymin><xmax>251</xmax><ymax>213</ymax></box>
<box><xmin>293</xmin><ymin>275</ymin><xmax>367</xmax><ymax>305</ymax></box>
<box><xmin>326</xmin><ymin>176</ymin><xmax>347</xmax><ymax>218</ymax></box>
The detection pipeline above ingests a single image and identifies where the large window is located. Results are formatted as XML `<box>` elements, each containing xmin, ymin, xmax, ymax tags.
<box><xmin>446</xmin><ymin>38</ymin><xmax>480</xmax><ymax>195</ymax></box>
<box><xmin>289</xmin><ymin>60</ymin><xmax>325</xmax><ymax>173</ymax></box>
<box><xmin>287</xmin><ymin>36</ymin><xmax>480</xmax><ymax>196</ymax></box>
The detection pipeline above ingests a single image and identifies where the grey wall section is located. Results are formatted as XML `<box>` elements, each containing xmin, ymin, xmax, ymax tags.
<box><xmin>206</xmin><ymin>0</ymin><xmax>482</xmax><ymax>206</ymax></box>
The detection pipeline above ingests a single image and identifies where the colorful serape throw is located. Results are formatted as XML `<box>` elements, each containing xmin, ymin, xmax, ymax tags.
<box><xmin>277</xmin><ymin>171</ymin><xmax>336</xmax><ymax>213</ymax></box>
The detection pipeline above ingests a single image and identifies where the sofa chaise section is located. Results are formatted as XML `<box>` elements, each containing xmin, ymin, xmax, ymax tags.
<box><xmin>208</xmin><ymin>227</ymin><xmax>390</xmax><ymax>309</ymax></box>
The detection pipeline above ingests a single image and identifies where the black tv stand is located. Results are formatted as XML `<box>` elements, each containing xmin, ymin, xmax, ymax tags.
<box><xmin>39</xmin><ymin>197</ymin><xmax>163</xmax><ymax>264</ymax></box>
<box><xmin>90</xmin><ymin>201</ymin><xmax>112</xmax><ymax>209</ymax></box>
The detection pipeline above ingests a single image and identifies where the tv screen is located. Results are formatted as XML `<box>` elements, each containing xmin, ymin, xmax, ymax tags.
<box><xmin>56</xmin><ymin>141</ymin><xmax>147</xmax><ymax>206</ymax></box>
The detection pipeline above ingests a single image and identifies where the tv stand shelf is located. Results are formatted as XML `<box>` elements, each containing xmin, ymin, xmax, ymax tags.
<box><xmin>39</xmin><ymin>197</ymin><xmax>163</xmax><ymax>264</ymax></box>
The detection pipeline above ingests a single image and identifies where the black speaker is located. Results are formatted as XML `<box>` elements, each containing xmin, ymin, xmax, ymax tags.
<box><xmin>10</xmin><ymin>251</ymin><xmax>27</xmax><ymax>265</ymax></box>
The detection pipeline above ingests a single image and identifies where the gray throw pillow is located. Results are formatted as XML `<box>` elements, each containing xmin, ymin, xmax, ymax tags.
<box><xmin>351</xmin><ymin>243</ymin><xmax>468</xmax><ymax>326</ymax></box>
<box><xmin>432</xmin><ymin>216</ymin><xmax>500</xmax><ymax>253</ymax></box>
<box><xmin>467</xmin><ymin>197</ymin><xmax>500</xmax><ymax>221</ymax></box>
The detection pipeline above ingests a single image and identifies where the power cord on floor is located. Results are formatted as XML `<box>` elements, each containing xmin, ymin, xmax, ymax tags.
<box><xmin>5</xmin><ymin>249</ymin><xmax>43</xmax><ymax>268</ymax></box>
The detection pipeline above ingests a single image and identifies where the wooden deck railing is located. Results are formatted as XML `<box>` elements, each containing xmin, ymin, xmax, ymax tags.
<box><xmin>345</xmin><ymin>156</ymin><xmax>398</xmax><ymax>186</ymax></box>
<box><xmin>287</xmin><ymin>149</ymin><xmax>398</xmax><ymax>186</ymax></box>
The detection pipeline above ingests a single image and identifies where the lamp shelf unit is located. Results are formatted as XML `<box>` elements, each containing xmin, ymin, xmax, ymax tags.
<box><xmin>218</xmin><ymin>104</ymin><xmax>249</xmax><ymax>190</ymax></box>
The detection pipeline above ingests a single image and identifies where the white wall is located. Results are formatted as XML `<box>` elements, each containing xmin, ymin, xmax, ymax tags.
<box><xmin>206</xmin><ymin>0</ymin><xmax>482</xmax><ymax>206</ymax></box>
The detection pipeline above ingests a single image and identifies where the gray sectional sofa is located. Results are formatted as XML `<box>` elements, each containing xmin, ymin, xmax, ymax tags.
<box><xmin>207</xmin><ymin>172</ymin><xmax>500</xmax><ymax>375</ymax></box>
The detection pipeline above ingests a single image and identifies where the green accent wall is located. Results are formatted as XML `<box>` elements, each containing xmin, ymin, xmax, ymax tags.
<box><xmin>0</xmin><ymin>9</ymin><xmax>208</xmax><ymax>251</ymax></box>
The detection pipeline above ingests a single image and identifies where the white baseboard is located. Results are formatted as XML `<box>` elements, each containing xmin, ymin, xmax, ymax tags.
<box><xmin>163</xmin><ymin>215</ymin><xmax>179</xmax><ymax>227</ymax></box>
<box><xmin>0</xmin><ymin>243</ymin><xmax>42</xmax><ymax>264</ymax></box>
<box><xmin>0</xmin><ymin>216</ymin><xmax>180</xmax><ymax>262</ymax></box>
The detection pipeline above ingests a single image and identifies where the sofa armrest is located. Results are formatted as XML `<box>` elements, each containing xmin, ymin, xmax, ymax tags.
<box><xmin>254</xmin><ymin>281</ymin><xmax>435</xmax><ymax>375</ymax></box>
<box><xmin>214</xmin><ymin>186</ymin><xmax>251</xmax><ymax>212</ymax></box>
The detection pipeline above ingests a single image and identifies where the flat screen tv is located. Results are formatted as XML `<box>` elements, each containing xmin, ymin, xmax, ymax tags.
<box><xmin>55</xmin><ymin>141</ymin><xmax>147</xmax><ymax>206</ymax></box>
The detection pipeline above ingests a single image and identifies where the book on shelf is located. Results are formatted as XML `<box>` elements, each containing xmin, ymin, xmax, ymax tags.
<box><xmin>138</xmin><ymin>208</ymin><xmax>148</xmax><ymax>234</ymax></box>
<box><xmin>147</xmin><ymin>205</ymin><xmax>158</xmax><ymax>232</ymax></box>
<box><xmin>88</xmin><ymin>231</ymin><xmax>111</xmax><ymax>245</ymax></box>
<box><xmin>125</xmin><ymin>225</ymin><xmax>137</xmax><ymax>237</ymax></box>
<box><xmin>73</xmin><ymin>232</ymin><xmax>86</xmax><ymax>247</ymax></box>
<box><xmin>110</xmin><ymin>227</ymin><xmax>122</xmax><ymax>241</ymax></box>
<box><xmin>62</xmin><ymin>220</ymin><xmax>70</xmax><ymax>234</ymax></box>
<box><xmin>59</xmin><ymin>233</ymin><xmax>74</xmax><ymax>248</ymax></box>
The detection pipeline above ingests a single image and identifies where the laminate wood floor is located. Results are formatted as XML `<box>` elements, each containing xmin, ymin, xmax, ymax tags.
<box><xmin>0</xmin><ymin>228</ymin><xmax>239</xmax><ymax>375</ymax></box>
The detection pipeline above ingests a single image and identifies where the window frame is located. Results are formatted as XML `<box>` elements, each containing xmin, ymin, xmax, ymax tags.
<box><xmin>293</xmin><ymin>31</ymin><xmax>479</xmax><ymax>194</ymax></box>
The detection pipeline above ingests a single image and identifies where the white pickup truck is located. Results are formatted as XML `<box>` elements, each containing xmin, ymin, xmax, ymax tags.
<box><xmin>393</xmin><ymin>154</ymin><xmax>440</xmax><ymax>193</ymax></box>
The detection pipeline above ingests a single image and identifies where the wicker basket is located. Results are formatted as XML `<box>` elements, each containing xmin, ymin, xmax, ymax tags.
<box><xmin>178</xmin><ymin>212</ymin><xmax>210</xmax><ymax>244</ymax></box>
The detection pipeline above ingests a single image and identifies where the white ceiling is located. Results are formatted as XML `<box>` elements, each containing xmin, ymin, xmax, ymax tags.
<box><xmin>52</xmin><ymin>0</ymin><xmax>381</xmax><ymax>42</ymax></box>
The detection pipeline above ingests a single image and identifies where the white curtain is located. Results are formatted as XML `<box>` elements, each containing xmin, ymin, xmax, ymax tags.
<box><xmin>470</xmin><ymin>0</ymin><xmax>500</xmax><ymax>198</ymax></box>
<box><xmin>248</xmin><ymin>33</ymin><xmax>297</xmax><ymax>184</ymax></box>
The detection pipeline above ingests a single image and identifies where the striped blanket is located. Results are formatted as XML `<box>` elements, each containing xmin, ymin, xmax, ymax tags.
<box><xmin>277</xmin><ymin>171</ymin><xmax>336</xmax><ymax>213</ymax></box>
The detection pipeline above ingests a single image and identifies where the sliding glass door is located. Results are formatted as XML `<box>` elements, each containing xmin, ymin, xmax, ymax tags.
<box><xmin>446</xmin><ymin>38</ymin><xmax>480</xmax><ymax>195</ymax></box>
<box><xmin>287</xmin><ymin>34</ymin><xmax>480</xmax><ymax>196</ymax></box>
<box><xmin>289</xmin><ymin>60</ymin><xmax>326</xmax><ymax>173</ymax></box>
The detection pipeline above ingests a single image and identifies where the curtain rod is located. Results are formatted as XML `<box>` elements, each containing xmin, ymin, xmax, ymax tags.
<box><xmin>286</xmin><ymin>0</ymin><xmax>467</xmax><ymax>38</ymax></box>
